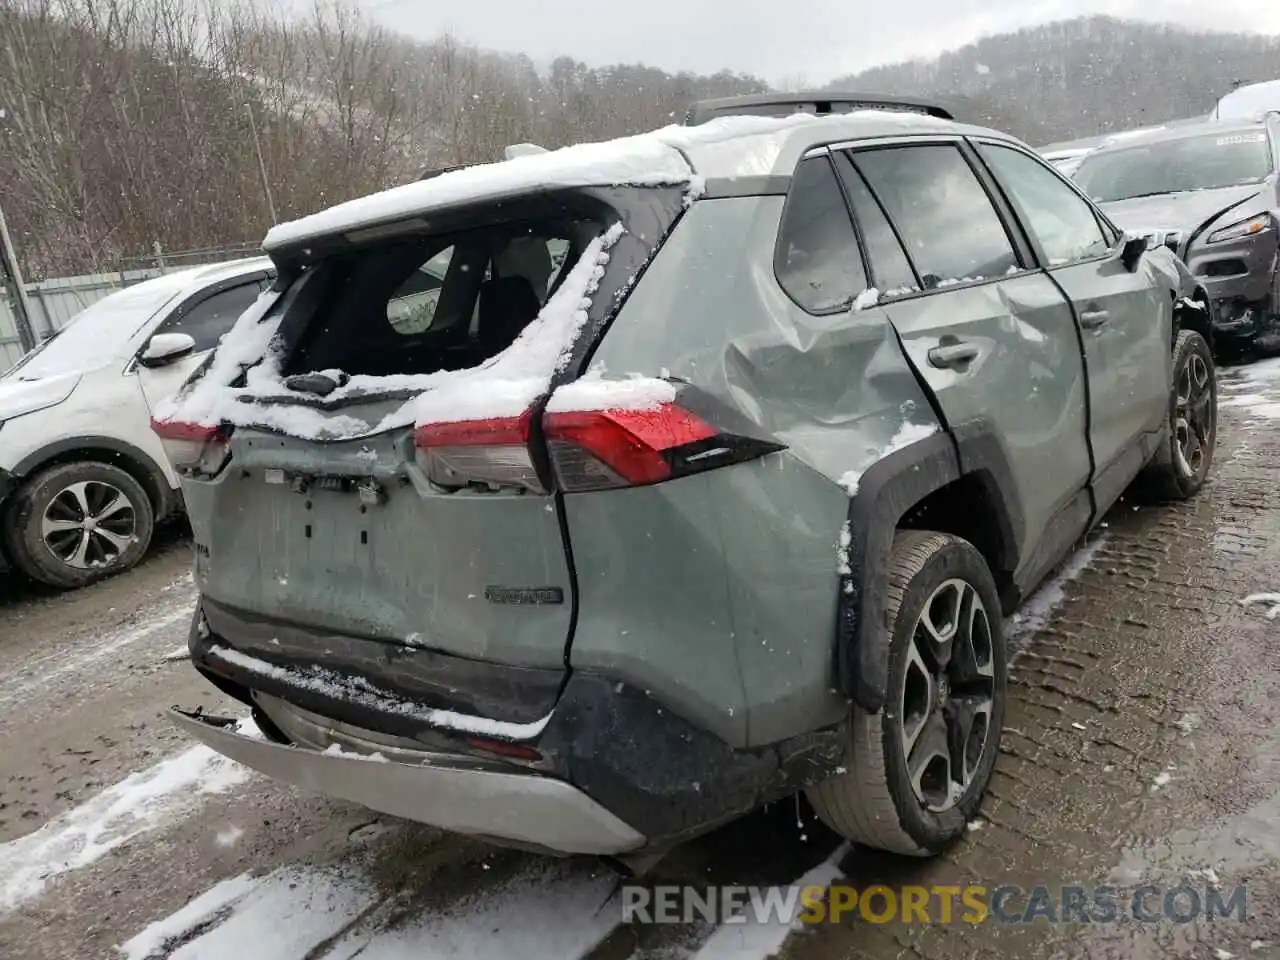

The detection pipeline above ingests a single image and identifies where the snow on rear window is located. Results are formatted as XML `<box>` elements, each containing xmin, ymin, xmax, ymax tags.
<box><xmin>159</xmin><ymin>225</ymin><xmax>627</xmax><ymax>439</ymax></box>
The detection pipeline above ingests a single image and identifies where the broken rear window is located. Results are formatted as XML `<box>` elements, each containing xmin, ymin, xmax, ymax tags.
<box><xmin>280</xmin><ymin>206</ymin><xmax>604</xmax><ymax>380</ymax></box>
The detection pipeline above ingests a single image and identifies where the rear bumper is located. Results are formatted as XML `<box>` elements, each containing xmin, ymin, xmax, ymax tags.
<box><xmin>182</xmin><ymin>599</ymin><xmax>846</xmax><ymax>854</ymax></box>
<box><xmin>170</xmin><ymin>705</ymin><xmax>645</xmax><ymax>855</ymax></box>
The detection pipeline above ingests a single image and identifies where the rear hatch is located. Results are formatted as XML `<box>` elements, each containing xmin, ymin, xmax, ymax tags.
<box><xmin>164</xmin><ymin>186</ymin><xmax>686</xmax><ymax>718</ymax></box>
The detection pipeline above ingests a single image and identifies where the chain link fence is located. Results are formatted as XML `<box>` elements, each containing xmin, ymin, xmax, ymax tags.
<box><xmin>0</xmin><ymin>241</ymin><xmax>262</xmax><ymax>371</ymax></box>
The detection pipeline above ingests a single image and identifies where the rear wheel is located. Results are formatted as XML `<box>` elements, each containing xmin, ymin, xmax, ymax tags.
<box><xmin>806</xmin><ymin>530</ymin><xmax>1006</xmax><ymax>856</ymax></box>
<box><xmin>3</xmin><ymin>461</ymin><xmax>154</xmax><ymax>589</ymax></box>
<box><xmin>1136</xmin><ymin>329</ymin><xmax>1216</xmax><ymax>502</ymax></box>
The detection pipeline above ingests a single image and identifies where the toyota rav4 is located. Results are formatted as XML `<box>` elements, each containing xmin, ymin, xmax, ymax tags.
<box><xmin>157</xmin><ymin>95</ymin><xmax>1216</xmax><ymax>865</ymax></box>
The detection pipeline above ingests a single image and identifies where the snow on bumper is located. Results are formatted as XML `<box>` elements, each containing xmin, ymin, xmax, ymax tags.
<box><xmin>167</xmin><ymin>706</ymin><xmax>645</xmax><ymax>856</ymax></box>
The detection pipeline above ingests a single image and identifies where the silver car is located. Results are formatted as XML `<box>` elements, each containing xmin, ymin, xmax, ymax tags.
<box><xmin>157</xmin><ymin>94</ymin><xmax>1216</xmax><ymax>866</ymax></box>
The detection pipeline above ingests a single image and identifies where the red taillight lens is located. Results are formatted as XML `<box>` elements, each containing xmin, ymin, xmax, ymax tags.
<box><xmin>543</xmin><ymin>403</ymin><xmax>717</xmax><ymax>491</ymax></box>
<box><xmin>151</xmin><ymin>418</ymin><xmax>233</xmax><ymax>475</ymax></box>
<box><xmin>413</xmin><ymin>410</ymin><xmax>543</xmax><ymax>492</ymax></box>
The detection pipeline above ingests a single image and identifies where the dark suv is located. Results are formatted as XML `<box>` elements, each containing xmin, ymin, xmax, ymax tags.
<box><xmin>156</xmin><ymin>94</ymin><xmax>1216</xmax><ymax>867</ymax></box>
<box><xmin>1074</xmin><ymin>114</ymin><xmax>1280</xmax><ymax>350</ymax></box>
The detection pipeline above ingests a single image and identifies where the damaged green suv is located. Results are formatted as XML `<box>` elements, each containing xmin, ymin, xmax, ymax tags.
<box><xmin>155</xmin><ymin>94</ymin><xmax>1217</xmax><ymax>863</ymax></box>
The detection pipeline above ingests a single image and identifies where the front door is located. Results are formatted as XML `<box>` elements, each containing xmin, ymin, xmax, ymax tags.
<box><xmin>973</xmin><ymin>141</ymin><xmax>1173</xmax><ymax>510</ymax></box>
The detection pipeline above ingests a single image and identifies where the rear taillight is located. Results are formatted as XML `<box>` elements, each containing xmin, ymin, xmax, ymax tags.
<box><xmin>151</xmin><ymin>418</ymin><xmax>233</xmax><ymax>476</ymax></box>
<box><xmin>413</xmin><ymin>410</ymin><xmax>544</xmax><ymax>492</ymax></box>
<box><xmin>543</xmin><ymin>403</ymin><xmax>717</xmax><ymax>491</ymax></box>
<box><xmin>411</xmin><ymin>385</ymin><xmax>788</xmax><ymax>494</ymax></box>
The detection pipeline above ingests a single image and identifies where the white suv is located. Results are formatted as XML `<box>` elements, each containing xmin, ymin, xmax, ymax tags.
<box><xmin>0</xmin><ymin>258</ymin><xmax>273</xmax><ymax>588</ymax></box>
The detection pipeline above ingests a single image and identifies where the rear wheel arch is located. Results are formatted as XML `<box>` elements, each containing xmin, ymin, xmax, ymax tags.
<box><xmin>11</xmin><ymin>437</ymin><xmax>177</xmax><ymax>521</ymax></box>
<box><xmin>837</xmin><ymin>420</ymin><xmax>1023</xmax><ymax>711</ymax></box>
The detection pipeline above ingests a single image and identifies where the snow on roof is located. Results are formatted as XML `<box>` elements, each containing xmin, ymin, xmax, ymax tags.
<box><xmin>262</xmin><ymin>111</ymin><xmax>958</xmax><ymax>252</ymax></box>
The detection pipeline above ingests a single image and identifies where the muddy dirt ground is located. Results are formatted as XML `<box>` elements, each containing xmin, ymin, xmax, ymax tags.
<box><xmin>2</xmin><ymin>363</ymin><xmax>1279</xmax><ymax>960</ymax></box>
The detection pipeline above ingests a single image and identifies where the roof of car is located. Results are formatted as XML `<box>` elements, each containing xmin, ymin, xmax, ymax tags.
<box><xmin>261</xmin><ymin>111</ymin><xmax>1017</xmax><ymax>253</ymax></box>
<box><xmin>116</xmin><ymin>256</ymin><xmax>273</xmax><ymax>302</ymax></box>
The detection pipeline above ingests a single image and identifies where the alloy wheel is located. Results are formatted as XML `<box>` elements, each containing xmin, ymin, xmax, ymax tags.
<box><xmin>1174</xmin><ymin>351</ymin><xmax>1214</xmax><ymax>481</ymax></box>
<box><xmin>898</xmin><ymin>578</ymin><xmax>996</xmax><ymax>813</ymax></box>
<box><xmin>40</xmin><ymin>480</ymin><xmax>138</xmax><ymax>569</ymax></box>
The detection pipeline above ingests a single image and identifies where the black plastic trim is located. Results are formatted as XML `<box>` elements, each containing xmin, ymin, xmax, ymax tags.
<box><xmin>685</xmin><ymin>91</ymin><xmax>954</xmax><ymax>125</ymax></box>
<box><xmin>837</xmin><ymin>421</ymin><xmax>1027</xmax><ymax>710</ymax></box>
<box><xmin>837</xmin><ymin>431</ymin><xmax>960</xmax><ymax>711</ymax></box>
<box><xmin>199</xmin><ymin>598</ymin><xmax>564</xmax><ymax>725</ymax></box>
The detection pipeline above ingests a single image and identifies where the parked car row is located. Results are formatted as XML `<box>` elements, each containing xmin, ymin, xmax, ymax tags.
<box><xmin>133</xmin><ymin>93</ymin><xmax>1216</xmax><ymax>867</ymax></box>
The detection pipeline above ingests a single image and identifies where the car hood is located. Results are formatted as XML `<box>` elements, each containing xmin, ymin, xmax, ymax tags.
<box><xmin>0</xmin><ymin>370</ymin><xmax>82</xmax><ymax>421</ymax></box>
<box><xmin>1098</xmin><ymin>185</ymin><xmax>1262</xmax><ymax>240</ymax></box>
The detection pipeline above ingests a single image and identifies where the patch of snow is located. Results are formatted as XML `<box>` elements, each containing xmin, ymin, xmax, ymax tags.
<box><xmin>882</xmin><ymin>421</ymin><xmax>939</xmax><ymax>458</ymax></box>
<box><xmin>1241</xmin><ymin>593</ymin><xmax>1280</xmax><ymax>619</ymax></box>
<box><xmin>836</xmin><ymin>522</ymin><xmax>852</xmax><ymax>576</ymax></box>
<box><xmin>1215</xmin><ymin>950</ymin><xmax>1236</xmax><ymax>960</ymax></box>
<box><xmin>215</xmin><ymin>825</ymin><xmax>245</xmax><ymax>848</ymax></box>
<box><xmin>1007</xmin><ymin>538</ymin><xmax>1104</xmax><ymax>642</ymax></box>
<box><xmin>117</xmin><ymin>874</ymin><xmax>261</xmax><ymax>960</ymax></box>
<box><xmin>691</xmin><ymin>844</ymin><xmax>849</xmax><ymax>960</ymax></box>
<box><xmin>216</xmin><ymin>648</ymin><xmax>552</xmax><ymax>740</ymax></box>
<box><xmin>119</xmin><ymin>859</ymin><xmax>620</xmax><ymax>960</ymax></box>
<box><xmin>0</xmin><ymin>723</ymin><xmax>256</xmax><ymax>912</ymax></box>
<box><xmin>975</xmin><ymin>62</ymin><xmax>991</xmax><ymax>75</ymax></box>
<box><xmin>838</xmin><ymin>470</ymin><xmax>861</xmax><ymax>496</ymax></box>
<box><xmin>1151</xmin><ymin>768</ymin><xmax>1175</xmax><ymax>793</ymax></box>
<box><xmin>545</xmin><ymin>372</ymin><xmax>677</xmax><ymax>413</ymax></box>
<box><xmin>852</xmin><ymin>288</ymin><xmax>880</xmax><ymax>311</ymax></box>
<box><xmin>321</xmin><ymin>743</ymin><xmax>389</xmax><ymax>763</ymax></box>
<box><xmin>161</xmin><ymin>644</ymin><xmax>191</xmax><ymax>663</ymax></box>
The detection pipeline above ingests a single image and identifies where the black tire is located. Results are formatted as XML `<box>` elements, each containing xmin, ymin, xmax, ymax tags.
<box><xmin>806</xmin><ymin>530</ymin><xmax>1006</xmax><ymax>856</ymax></box>
<box><xmin>2</xmin><ymin>460</ymin><xmax>155</xmax><ymax>589</ymax></box>
<box><xmin>1135</xmin><ymin>329</ymin><xmax>1217</xmax><ymax>502</ymax></box>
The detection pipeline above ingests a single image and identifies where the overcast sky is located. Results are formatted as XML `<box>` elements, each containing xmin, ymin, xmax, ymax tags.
<box><xmin>359</xmin><ymin>0</ymin><xmax>1280</xmax><ymax>83</ymax></box>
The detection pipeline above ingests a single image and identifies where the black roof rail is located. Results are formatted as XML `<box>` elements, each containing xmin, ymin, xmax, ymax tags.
<box><xmin>684</xmin><ymin>92</ymin><xmax>954</xmax><ymax>126</ymax></box>
<box><xmin>417</xmin><ymin>163</ymin><xmax>472</xmax><ymax>181</ymax></box>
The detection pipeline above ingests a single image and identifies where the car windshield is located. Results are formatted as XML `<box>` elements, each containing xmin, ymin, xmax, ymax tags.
<box><xmin>1074</xmin><ymin>130</ymin><xmax>1273</xmax><ymax>202</ymax></box>
<box><xmin>6</xmin><ymin>280</ymin><xmax>184</xmax><ymax>381</ymax></box>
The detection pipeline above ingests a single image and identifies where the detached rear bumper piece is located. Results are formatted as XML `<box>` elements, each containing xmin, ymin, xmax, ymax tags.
<box><xmin>169</xmin><ymin>704</ymin><xmax>645</xmax><ymax>856</ymax></box>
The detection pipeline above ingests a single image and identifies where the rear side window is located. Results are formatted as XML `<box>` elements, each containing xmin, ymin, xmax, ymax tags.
<box><xmin>833</xmin><ymin>152</ymin><xmax>918</xmax><ymax>292</ymax></box>
<box><xmin>775</xmin><ymin>156</ymin><xmax>868</xmax><ymax>313</ymax></box>
<box><xmin>852</xmin><ymin>145</ymin><xmax>1020</xmax><ymax>288</ymax></box>
<box><xmin>977</xmin><ymin>143</ymin><xmax>1110</xmax><ymax>265</ymax></box>
<box><xmin>158</xmin><ymin>281</ymin><xmax>264</xmax><ymax>352</ymax></box>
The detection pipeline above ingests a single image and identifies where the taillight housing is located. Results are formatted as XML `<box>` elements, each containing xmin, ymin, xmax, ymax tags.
<box><xmin>151</xmin><ymin>418</ymin><xmax>233</xmax><ymax>476</ymax></box>
<box><xmin>413</xmin><ymin>409</ymin><xmax>544</xmax><ymax>492</ymax></box>
<box><xmin>411</xmin><ymin>383</ymin><xmax>787</xmax><ymax>495</ymax></box>
<box><xmin>544</xmin><ymin>403</ymin><xmax>716</xmax><ymax>491</ymax></box>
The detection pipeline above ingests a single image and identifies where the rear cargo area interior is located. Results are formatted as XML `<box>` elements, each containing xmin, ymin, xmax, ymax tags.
<box><xmin>282</xmin><ymin>215</ymin><xmax>598</xmax><ymax>380</ymax></box>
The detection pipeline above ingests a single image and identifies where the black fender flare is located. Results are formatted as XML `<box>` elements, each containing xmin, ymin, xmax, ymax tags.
<box><xmin>836</xmin><ymin>421</ymin><xmax>1024</xmax><ymax>712</ymax></box>
<box><xmin>10</xmin><ymin>435</ymin><xmax>178</xmax><ymax>519</ymax></box>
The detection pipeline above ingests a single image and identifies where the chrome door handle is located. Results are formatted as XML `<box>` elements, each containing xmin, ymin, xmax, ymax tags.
<box><xmin>928</xmin><ymin>342</ymin><xmax>979</xmax><ymax>369</ymax></box>
<box><xmin>1079</xmin><ymin>309</ymin><xmax>1110</xmax><ymax>329</ymax></box>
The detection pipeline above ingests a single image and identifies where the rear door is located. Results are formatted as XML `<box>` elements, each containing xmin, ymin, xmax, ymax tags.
<box><xmin>974</xmin><ymin>140</ymin><xmax>1171</xmax><ymax>507</ymax></box>
<box><xmin>835</xmin><ymin>141</ymin><xmax>1093</xmax><ymax>572</ymax></box>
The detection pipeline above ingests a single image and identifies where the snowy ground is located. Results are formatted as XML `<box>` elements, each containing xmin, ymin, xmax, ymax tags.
<box><xmin>3</xmin><ymin>361</ymin><xmax>1280</xmax><ymax>959</ymax></box>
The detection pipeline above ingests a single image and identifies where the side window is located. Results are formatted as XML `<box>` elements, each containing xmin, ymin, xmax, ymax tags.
<box><xmin>158</xmin><ymin>281</ymin><xmax>263</xmax><ymax>352</ymax></box>
<box><xmin>852</xmin><ymin>145</ymin><xmax>1020</xmax><ymax>289</ymax></box>
<box><xmin>775</xmin><ymin>155</ymin><xmax>868</xmax><ymax>313</ymax></box>
<box><xmin>977</xmin><ymin>143</ymin><xmax>1110</xmax><ymax>265</ymax></box>
<box><xmin>833</xmin><ymin>152</ymin><xmax>918</xmax><ymax>293</ymax></box>
<box><xmin>388</xmin><ymin>246</ymin><xmax>454</xmax><ymax>335</ymax></box>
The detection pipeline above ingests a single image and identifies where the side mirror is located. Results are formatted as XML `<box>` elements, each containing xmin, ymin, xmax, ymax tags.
<box><xmin>1119</xmin><ymin>234</ymin><xmax>1148</xmax><ymax>272</ymax></box>
<box><xmin>138</xmin><ymin>332</ymin><xmax>196</xmax><ymax>368</ymax></box>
